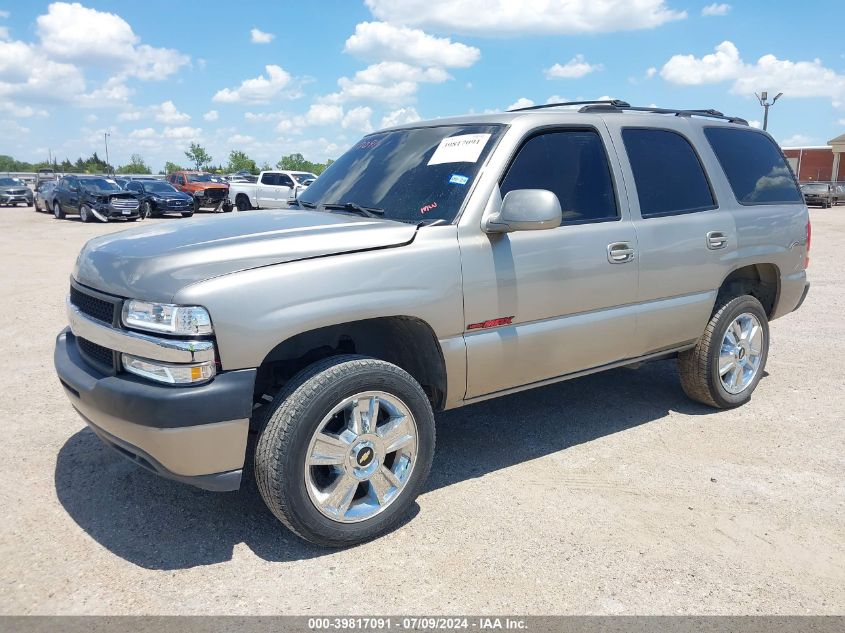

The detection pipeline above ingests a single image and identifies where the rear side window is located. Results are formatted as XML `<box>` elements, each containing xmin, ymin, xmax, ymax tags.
<box><xmin>622</xmin><ymin>128</ymin><xmax>716</xmax><ymax>218</ymax></box>
<box><xmin>500</xmin><ymin>129</ymin><xmax>618</xmax><ymax>224</ymax></box>
<box><xmin>260</xmin><ymin>172</ymin><xmax>279</xmax><ymax>185</ymax></box>
<box><xmin>704</xmin><ymin>127</ymin><xmax>803</xmax><ymax>205</ymax></box>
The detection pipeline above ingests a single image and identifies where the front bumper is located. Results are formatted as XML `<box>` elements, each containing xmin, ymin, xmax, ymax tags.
<box><xmin>54</xmin><ymin>329</ymin><xmax>256</xmax><ymax>491</ymax></box>
<box><xmin>1</xmin><ymin>193</ymin><xmax>32</xmax><ymax>204</ymax></box>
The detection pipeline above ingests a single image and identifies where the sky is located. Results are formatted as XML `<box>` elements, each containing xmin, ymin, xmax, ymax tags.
<box><xmin>1</xmin><ymin>0</ymin><xmax>844</xmax><ymax>172</ymax></box>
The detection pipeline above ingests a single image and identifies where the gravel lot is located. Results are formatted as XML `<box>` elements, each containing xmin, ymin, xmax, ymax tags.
<box><xmin>0</xmin><ymin>203</ymin><xmax>842</xmax><ymax>615</ymax></box>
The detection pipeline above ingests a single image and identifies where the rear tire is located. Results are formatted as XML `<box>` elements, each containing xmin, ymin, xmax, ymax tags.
<box><xmin>255</xmin><ymin>355</ymin><xmax>436</xmax><ymax>547</ymax></box>
<box><xmin>678</xmin><ymin>295</ymin><xmax>769</xmax><ymax>409</ymax></box>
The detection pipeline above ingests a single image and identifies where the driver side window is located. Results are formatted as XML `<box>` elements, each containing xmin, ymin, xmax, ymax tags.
<box><xmin>500</xmin><ymin>129</ymin><xmax>619</xmax><ymax>225</ymax></box>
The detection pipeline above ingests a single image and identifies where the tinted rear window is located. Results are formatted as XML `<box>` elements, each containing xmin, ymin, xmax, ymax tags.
<box><xmin>704</xmin><ymin>127</ymin><xmax>802</xmax><ymax>205</ymax></box>
<box><xmin>622</xmin><ymin>128</ymin><xmax>716</xmax><ymax>218</ymax></box>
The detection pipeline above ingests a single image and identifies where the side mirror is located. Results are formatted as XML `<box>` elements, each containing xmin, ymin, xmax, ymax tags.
<box><xmin>483</xmin><ymin>189</ymin><xmax>562</xmax><ymax>233</ymax></box>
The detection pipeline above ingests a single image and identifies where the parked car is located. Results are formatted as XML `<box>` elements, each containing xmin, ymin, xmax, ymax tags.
<box><xmin>34</xmin><ymin>168</ymin><xmax>57</xmax><ymax>189</ymax></box>
<box><xmin>227</xmin><ymin>170</ymin><xmax>317</xmax><ymax>211</ymax></box>
<box><xmin>125</xmin><ymin>179</ymin><xmax>195</xmax><ymax>218</ymax></box>
<box><xmin>55</xmin><ymin>102</ymin><xmax>810</xmax><ymax>547</ymax></box>
<box><xmin>834</xmin><ymin>184</ymin><xmax>844</xmax><ymax>205</ymax></box>
<box><xmin>51</xmin><ymin>175</ymin><xmax>141</xmax><ymax>222</ymax></box>
<box><xmin>800</xmin><ymin>182</ymin><xmax>834</xmax><ymax>208</ymax></box>
<box><xmin>0</xmin><ymin>176</ymin><xmax>33</xmax><ymax>206</ymax></box>
<box><xmin>167</xmin><ymin>171</ymin><xmax>231</xmax><ymax>212</ymax></box>
<box><xmin>33</xmin><ymin>180</ymin><xmax>57</xmax><ymax>212</ymax></box>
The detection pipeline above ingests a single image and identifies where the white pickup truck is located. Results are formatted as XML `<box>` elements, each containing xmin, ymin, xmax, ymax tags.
<box><xmin>228</xmin><ymin>170</ymin><xmax>318</xmax><ymax>211</ymax></box>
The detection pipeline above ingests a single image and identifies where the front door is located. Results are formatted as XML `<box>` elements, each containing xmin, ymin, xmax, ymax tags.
<box><xmin>460</xmin><ymin>127</ymin><xmax>639</xmax><ymax>399</ymax></box>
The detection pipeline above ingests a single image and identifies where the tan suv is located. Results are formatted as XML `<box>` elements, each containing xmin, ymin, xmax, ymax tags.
<box><xmin>56</xmin><ymin>101</ymin><xmax>810</xmax><ymax>546</ymax></box>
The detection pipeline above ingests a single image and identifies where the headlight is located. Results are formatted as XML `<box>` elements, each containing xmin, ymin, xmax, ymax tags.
<box><xmin>194</xmin><ymin>189</ymin><xmax>204</xmax><ymax>196</ymax></box>
<box><xmin>122</xmin><ymin>300</ymin><xmax>213</xmax><ymax>335</ymax></box>
<box><xmin>122</xmin><ymin>354</ymin><xmax>215</xmax><ymax>385</ymax></box>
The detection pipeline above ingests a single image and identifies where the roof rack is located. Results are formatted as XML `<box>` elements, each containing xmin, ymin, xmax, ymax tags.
<box><xmin>579</xmin><ymin>103</ymin><xmax>748</xmax><ymax>125</ymax></box>
<box><xmin>509</xmin><ymin>99</ymin><xmax>631</xmax><ymax>112</ymax></box>
<box><xmin>509</xmin><ymin>99</ymin><xmax>748</xmax><ymax>125</ymax></box>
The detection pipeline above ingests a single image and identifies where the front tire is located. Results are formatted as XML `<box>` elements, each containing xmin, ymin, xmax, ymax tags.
<box><xmin>678</xmin><ymin>295</ymin><xmax>769</xmax><ymax>409</ymax></box>
<box><xmin>79</xmin><ymin>204</ymin><xmax>91</xmax><ymax>223</ymax></box>
<box><xmin>53</xmin><ymin>201</ymin><xmax>65</xmax><ymax>219</ymax></box>
<box><xmin>235</xmin><ymin>195</ymin><xmax>251</xmax><ymax>212</ymax></box>
<box><xmin>255</xmin><ymin>355</ymin><xmax>436</xmax><ymax>547</ymax></box>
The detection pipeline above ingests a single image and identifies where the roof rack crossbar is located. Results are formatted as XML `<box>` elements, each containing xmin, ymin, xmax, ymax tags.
<box><xmin>509</xmin><ymin>99</ymin><xmax>631</xmax><ymax>112</ymax></box>
<box><xmin>579</xmin><ymin>103</ymin><xmax>748</xmax><ymax>125</ymax></box>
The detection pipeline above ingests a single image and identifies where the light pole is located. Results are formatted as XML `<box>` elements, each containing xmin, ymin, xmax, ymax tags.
<box><xmin>104</xmin><ymin>132</ymin><xmax>111</xmax><ymax>174</ymax></box>
<box><xmin>755</xmin><ymin>91</ymin><xmax>782</xmax><ymax>131</ymax></box>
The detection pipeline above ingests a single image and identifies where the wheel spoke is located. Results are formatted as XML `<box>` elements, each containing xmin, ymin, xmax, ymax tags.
<box><xmin>369</xmin><ymin>466</ymin><xmax>399</xmax><ymax>505</ymax></box>
<box><xmin>349</xmin><ymin>396</ymin><xmax>379</xmax><ymax>435</ymax></box>
<box><xmin>719</xmin><ymin>355</ymin><xmax>735</xmax><ymax>377</ymax></box>
<box><xmin>321</xmin><ymin>473</ymin><xmax>358</xmax><ymax>518</ymax></box>
<box><xmin>378</xmin><ymin>414</ymin><xmax>415</xmax><ymax>454</ymax></box>
<box><xmin>731</xmin><ymin>366</ymin><xmax>743</xmax><ymax>390</ymax></box>
<box><xmin>308</xmin><ymin>432</ymin><xmax>349</xmax><ymax>466</ymax></box>
<box><xmin>731</xmin><ymin>320</ymin><xmax>743</xmax><ymax>343</ymax></box>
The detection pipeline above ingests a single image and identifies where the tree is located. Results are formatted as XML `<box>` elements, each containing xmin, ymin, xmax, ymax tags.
<box><xmin>184</xmin><ymin>142</ymin><xmax>212</xmax><ymax>170</ymax></box>
<box><xmin>116</xmin><ymin>153</ymin><xmax>151</xmax><ymax>174</ymax></box>
<box><xmin>226</xmin><ymin>150</ymin><xmax>257</xmax><ymax>174</ymax></box>
<box><xmin>164</xmin><ymin>161</ymin><xmax>183</xmax><ymax>174</ymax></box>
<box><xmin>276</xmin><ymin>153</ymin><xmax>311</xmax><ymax>172</ymax></box>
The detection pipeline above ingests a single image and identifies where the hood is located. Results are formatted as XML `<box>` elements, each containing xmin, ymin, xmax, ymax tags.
<box><xmin>84</xmin><ymin>189</ymin><xmax>137</xmax><ymax>199</ymax></box>
<box><xmin>74</xmin><ymin>209</ymin><xmax>418</xmax><ymax>302</ymax></box>
<box><xmin>181</xmin><ymin>182</ymin><xmax>227</xmax><ymax>191</ymax></box>
<box><xmin>0</xmin><ymin>185</ymin><xmax>28</xmax><ymax>193</ymax></box>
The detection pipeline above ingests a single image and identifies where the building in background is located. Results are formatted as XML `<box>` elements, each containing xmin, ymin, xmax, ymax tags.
<box><xmin>782</xmin><ymin>134</ymin><xmax>845</xmax><ymax>182</ymax></box>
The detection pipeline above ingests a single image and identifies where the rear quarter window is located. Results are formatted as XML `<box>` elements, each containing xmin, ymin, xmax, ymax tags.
<box><xmin>704</xmin><ymin>127</ymin><xmax>802</xmax><ymax>205</ymax></box>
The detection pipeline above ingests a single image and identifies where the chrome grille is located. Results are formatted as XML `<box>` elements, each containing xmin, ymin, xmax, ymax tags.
<box><xmin>110</xmin><ymin>197</ymin><xmax>139</xmax><ymax>210</ymax></box>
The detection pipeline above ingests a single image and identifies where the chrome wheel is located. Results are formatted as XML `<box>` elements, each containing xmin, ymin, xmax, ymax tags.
<box><xmin>304</xmin><ymin>391</ymin><xmax>418</xmax><ymax>523</ymax></box>
<box><xmin>719</xmin><ymin>312</ymin><xmax>764</xmax><ymax>394</ymax></box>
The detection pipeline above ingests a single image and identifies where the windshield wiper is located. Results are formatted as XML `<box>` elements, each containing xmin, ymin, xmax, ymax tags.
<box><xmin>322</xmin><ymin>201</ymin><xmax>385</xmax><ymax>218</ymax></box>
<box><xmin>292</xmin><ymin>199</ymin><xmax>317</xmax><ymax>208</ymax></box>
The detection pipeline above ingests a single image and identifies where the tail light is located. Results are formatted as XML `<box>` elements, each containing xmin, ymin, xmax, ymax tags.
<box><xmin>805</xmin><ymin>220</ymin><xmax>811</xmax><ymax>269</ymax></box>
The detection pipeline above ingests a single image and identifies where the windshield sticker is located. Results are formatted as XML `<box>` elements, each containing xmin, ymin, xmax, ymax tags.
<box><xmin>449</xmin><ymin>174</ymin><xmax>469</xmax><ymax>185</ymax></box>
<box><xmin>357</xmin><ymin>137</ymin><xmax>382</xmax><ymax>150</ymax></box>
<box><xmin>427</xmin><ymin>133</ymin><xmax>491</xmax><ymax>165</ymax></box>
<box><xmin>420</xmin><ymin>201</ymin><xmax>438</xmax><ymax>214</ymax></box>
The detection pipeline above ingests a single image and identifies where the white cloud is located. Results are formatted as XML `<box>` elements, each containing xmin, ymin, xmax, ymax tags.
<box><xmin>213</xmin><ymin>64</ymin><xmax>296</xmax><ymax>103</ymax></box>
<box><xmin>838</xmin><ymin>118</ymin><xmax>845</xmax><ymax>126</ymax></box>
<box><xmin>780</xmin><ymin>134</ymin><xmax>815</xmax><ymax>147</ymax></box>
<box><xmin>0</xmin><ymin>119</ymin><xmax>30</xmax><ymax>136</ymax></box>
<box><xmin>507</xmin><ymin>97</ymin><xmax>535</xmax><ymax>111</ymax></box>
<box><xmin>77</xmin><ymin>76</ymin><xmax>132</xmax><ymax>107</ymax></box>
<box><xmin>364</xmin><ymin>0</ymin><xmax>686</xmax><ymax>35</ymax></box>
<box><xmin>646</xmin><ymin>67</ymin><xmax>657</xmax><ymax>78</ymax></box>
<box><xmin>661</xmin><ymin>41</ymin><xmax>845</xmax><ymax>107</ymax></box>
<box><xmin>0</xmin><ymin>101</ymin><xmax>49</xmax><ymax>118</ymax></box>
<box><xmin>36</xmin><ymin>2</ymin><xmax>188</xmax><ymax>80</ymax></box>
<box><xmin>162</xmin><ymin>126</ymin><xmax>201</xmax><ymax>139</ymax></box>
<box><xmin>0</xmin><ymin>40</ymin><xmax>86</xmax><ymax>101</ymax></box>
<box><xmin>250</xmin><ymin>28</ymin><xmax>275</xmax><ymax>44</ymax></box>
<box><xmin>345</xmin><ymin>21</ymin><xmax>480</xmax><ymax>68</ymax></box>
<box><xmin>321</xmin><ymin>62</ymin><xmax>452</xmax><ymax>107</ymax></box>
<box><xmin>545</xmin><ymin>54</ymin><xmax>603</xmax><ymax>79</ymax></box>
<box><xmin>0</xmin><ymin>27</ymin><xmax>8</xmax><ymax>40</ymax></box>
<box><xmin>380</xmin><ymin>107</ymin><xmax>421</xmax><ymax>128</ymax></box>
<box><xmin>701</xmin><ymin>3</ymin><xmax>731</xmax><ymax>16</ymax></box>
<box><xmin>303</xmin><ymin>103</ymin><xmax>343</xmax><ymax>126</ymax></box>
<box><xmin>129</xmin><ymin>127</ymin><xmax>156</xmax><ymax>139</ymax></box>
<box><xmin>749</xmin><ymin>120</ymin><xmax>762</xmax><ymax>129</ymax></box>
<box><xmin>545</xmin><ymin>95</ymin><xmax>569</xmax><ymax>104</ymax></box>
<box><xmin>354</xmin><ymin>61</ymin><xmax>451</xmax><ymax>85</ymax></box>
<box><xmin>342</xmin><ymin>106</ymin><xmax>373</xmax><ymax>132</ymax></box>
<box><xmin>118</xmin><ymin>110</ymin><xmax>142</xmax><ymax>121</ymax></box>
<box><xmin>228</xmin><ymin>133</ymin><xmax>255</xmax><ymax>144</ymax></box>
<box><xmin>245</xmin><ymin>111</ymin><xmax>287</xmax><ymax>122</ymax></box>
<box><xmin>203</xmin><ymin>110</ymin><xmax>219</xmax><ymax>121</ymax></box>
<box><xmin>153</xmin><ymin>100</ymin><xmax>189</xmax><ymax>123</ymax></box>
<box><xmin>0</xmin><ymin>11</ymin><xmax>10</xmax><ymax>18</ymax></box>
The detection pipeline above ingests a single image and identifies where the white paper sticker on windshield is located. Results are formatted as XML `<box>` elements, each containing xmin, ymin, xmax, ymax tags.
<box><xmin>428</xmin><ymin>133</ymin><xmax>491</xmax><ymax>166</ymax></box>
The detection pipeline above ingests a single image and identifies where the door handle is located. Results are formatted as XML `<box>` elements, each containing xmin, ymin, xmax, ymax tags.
<box><xmin>706</xmin><ymin>231</ymin><xmax>728</xmax><ymax>250</ymax></box>
<box><xmin>607</xmin><ymin>242</ymin><xmax>635</xmax><ymax>264</ymax></box>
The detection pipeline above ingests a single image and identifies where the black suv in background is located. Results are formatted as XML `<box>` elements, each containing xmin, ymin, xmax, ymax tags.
<box><xmin>125</xmin><ymin>179</ymin><xmax>195</xmax><ymax>218</ymax></box>
<box><xmin>52</xmin><ymin>175</ymin><xmax>141</xmax><ymax>222</ymax></box>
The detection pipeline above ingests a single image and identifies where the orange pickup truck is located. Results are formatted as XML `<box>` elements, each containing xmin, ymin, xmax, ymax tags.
<box><xmin>167</xmin><ymin>171</ymin><xmax>232</xmax><ymax>212</ymax></box>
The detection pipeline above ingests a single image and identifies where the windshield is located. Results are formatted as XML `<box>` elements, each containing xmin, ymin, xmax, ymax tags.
<box><xmin>145</xmin><ymin>181</ymin><xmax>178</xmax><ymax>193</ymax></box>
<box><xmin>298</xmin><ymin>124</ymin><xmax>504</xmax><ymax>224</ymax></box>
<box><xmin>81</xmin><ymin>178</ymin><xmax>121</xmax><ymax>192</ymax></box>
<box><xmin>0</xmin><ymin>178</ymin><xmax>18</xmax><ymax>186</ymax></box>
<box><xmin>292</xmin><ymin>172</ymin><xmax>318</xmax><ymax>184</ymax></box>
<box><xmin>801</xmin><ymin>184</ymin><xmax>827</xmax><ymax>192</ymax></box>
<box><xmin>187</xmin><ymin>173</ymin><xmax>214</xmax><ymax>183</ymax></box>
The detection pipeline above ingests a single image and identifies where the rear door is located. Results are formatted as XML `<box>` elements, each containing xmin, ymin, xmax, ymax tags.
<box><xmin>257</xmin><ymin>172</ymin><xmax>280</xmax><ymax>207</ymax></box>
<box><xmin>460</xmin><ymin>126</ymin><xmax>639</xmax><ymax>399</ymax></box>
<box><xmin>609</xmin><ymin>121</ymin><xmax>737</xmax><ymax>355</ymax></box>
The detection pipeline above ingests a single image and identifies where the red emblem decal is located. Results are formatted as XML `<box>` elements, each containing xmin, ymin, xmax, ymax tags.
<box><xmin>467</xmin><ymin>316</ymin><xmax>515</xmax><ymax>330</ymax></box>
<box><xmin>420</xmin><ymin>201</ymin><xmax>438</xmax><ymax>214</ymax></box>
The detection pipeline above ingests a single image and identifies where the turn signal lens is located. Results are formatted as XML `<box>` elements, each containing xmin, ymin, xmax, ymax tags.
<box><xmin>121</xmin><ymin>354</ymin><xmax>216</xmax><ymax>385</ymax></box>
